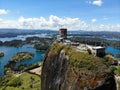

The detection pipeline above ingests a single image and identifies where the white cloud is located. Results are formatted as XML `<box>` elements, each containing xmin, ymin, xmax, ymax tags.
<box><xmin>91</xmin><ymin>19</ymin><xmax>97</xmax><ymax>23</ymax></box>
<box><xmin>0</xmin><ymin>18</ymin><xmax>3</xmax><ymax>21</ymax></box>
<box><xmin>0</xmin><ymin>9</ymin><xmax>9</xmax><ymax>15</ymax></box>
<box><xmin>0</xmin><ymin>20</ymin><xmax>18</xmax><ymax>28</ymax></box>
<box><xmin>93</xmin><ymin>0</ymin><xmax>103</xmax><ymax>6</ymax></box>
<box><xmin>17</xmin><ymin>15</ymin><xmax>89</xmax><ymax>30</ymax></box>
<box><xmin>98</xmin><ymin>24</ymin><xmax>120</xmax><ymax>31</ymax></box>
<box><xmin>86</xmin><ymin>0</ymin><xmax>103</xmax><ymax>6</ymax></box>
<box><xmin>0</xmin><ymin>15</ymin><xmax>120</xmax><ymax>31</ymax></box>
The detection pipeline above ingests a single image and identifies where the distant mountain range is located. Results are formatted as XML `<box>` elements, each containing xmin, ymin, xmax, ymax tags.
<box><xmin>0</xmin><ymin>28</ymin><xmax>120</xmax><ymax>38</ymax></box>
<box><xmin>0</xmin><ymin>28</ymin><xmax>57</xmax><ymax>38</ymax></box>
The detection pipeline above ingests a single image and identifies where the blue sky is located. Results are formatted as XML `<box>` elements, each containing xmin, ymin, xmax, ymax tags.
<box><xmin>0</xmin><ymin>0</ymin><xmax>120</xmax><ymax>31</ymax></box>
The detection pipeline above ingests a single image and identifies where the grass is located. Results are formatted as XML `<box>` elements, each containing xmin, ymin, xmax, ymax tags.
<box><xmin>49</xmin><ymin>43</ymin><xmax>112</xmax><ymax>76</ymax></box>
<box><xmin>0</xmin><ymin>72</ymin><xmax>41</xmax><ymax>90</ymax></box>
<box><xmin>115</xmin><ymin>66</ymin><xmax>120</xmax><ymax>75</ymax></box>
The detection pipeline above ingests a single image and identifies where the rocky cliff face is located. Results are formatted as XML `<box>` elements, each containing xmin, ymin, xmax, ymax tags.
<box><xmin>41</xmin><ymin>43</ymin><xmax>116</xmax><ymax>90</ymax></box>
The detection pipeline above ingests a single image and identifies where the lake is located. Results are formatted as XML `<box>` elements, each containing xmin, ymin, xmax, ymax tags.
<box><xmin>0</xmin><ymin>44</ymin><xmax>45</xmax><ymax>76</ymax></box>
<box><xmin>106</xmin><ymin>46</ymin><xmax>120</xmax><ymax>59</ymax></box>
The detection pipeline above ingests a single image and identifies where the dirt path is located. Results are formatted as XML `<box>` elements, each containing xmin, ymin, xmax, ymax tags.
<box><xmin>29</xmin><ymin>67</ymin><xmax>42</xmax><ymax>75</ymax></box>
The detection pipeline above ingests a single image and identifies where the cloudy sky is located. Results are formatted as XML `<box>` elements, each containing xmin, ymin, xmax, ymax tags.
<box><xmin>0</xmin><ymin>0</ymin><xmax>120</xmax><ymax>31</ymax></box>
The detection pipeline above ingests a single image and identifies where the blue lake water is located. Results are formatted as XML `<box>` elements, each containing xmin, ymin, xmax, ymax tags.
<box><xmin>0</xmin><ymin>44</ymin><xmax>45</xmax><ymax>76</ymax></box>
<box><xmin>105</xmin><ymin>46</ymin><xmax>120</xmax><ymax>59</ymax></box>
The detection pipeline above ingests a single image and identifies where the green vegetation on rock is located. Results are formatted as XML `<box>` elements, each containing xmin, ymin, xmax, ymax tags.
<box><xmin>42</xmin><ymin>43</ymin><xmax>116</xmax><ymax>90</ymax></box>
<box><xmin>115</xmin><ymin>67</ymin><xmax>120</xmax><ymax>75</ymax></box>
<box><xmin>50</xmin><ymin>43</ymin><xmax>112</xmax><ymax>74</ymax></box>
<box><xmin>11</xmin><ymin>52</ymin><xmax>34</xmax><ymax>62</ymax></box>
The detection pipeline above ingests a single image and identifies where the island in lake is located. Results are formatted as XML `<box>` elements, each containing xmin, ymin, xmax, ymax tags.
<box><xmin>11</xmin><ymin>52</ymin><xmax>34</xmax><ymax>62</ymax></box>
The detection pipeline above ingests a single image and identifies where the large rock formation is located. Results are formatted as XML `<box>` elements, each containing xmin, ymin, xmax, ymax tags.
<box><xmin>41</xmin><ymin>43</ymin><xmax>116</xmax><ymax>90</ymax></box>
